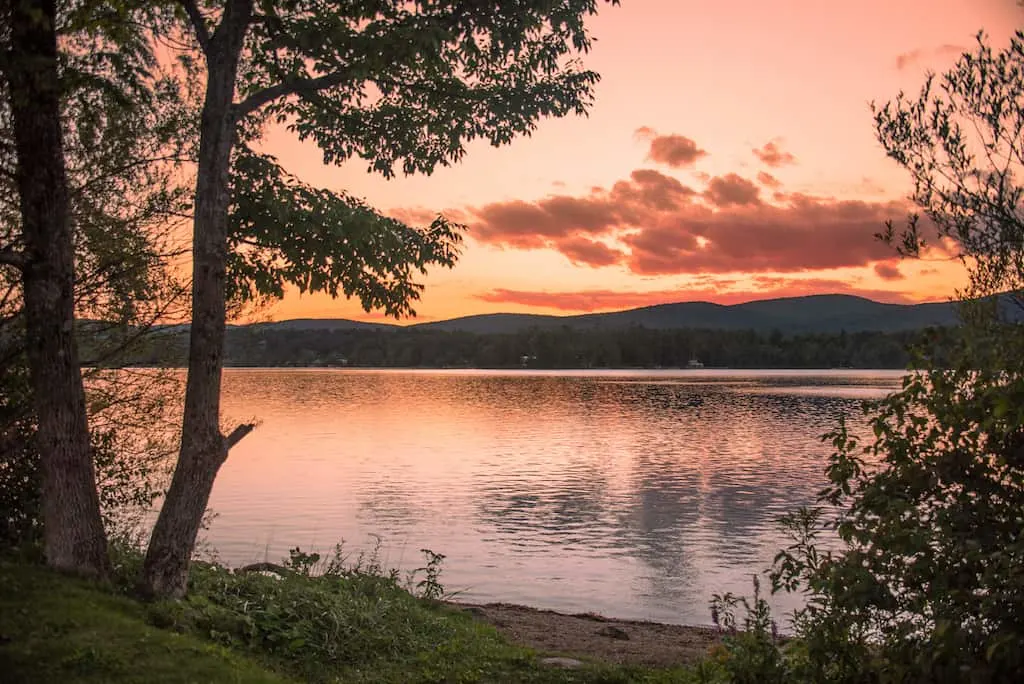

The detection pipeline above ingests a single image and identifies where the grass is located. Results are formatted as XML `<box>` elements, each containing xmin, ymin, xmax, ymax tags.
<box><xmin>0</xmin><ymin>546</ymin><xmax>723</xmax><ymax>683</ymax></box>
<box><xmin>0</xmin><ymin>560</ymin><xmax>289</xmax><ymax>684</ymax></box>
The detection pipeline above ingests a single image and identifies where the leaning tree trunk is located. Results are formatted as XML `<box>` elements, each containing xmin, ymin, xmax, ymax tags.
<box><xmin>3</xmin><ymin>0</ymin><xmax>109</xmax><ymax>576</ymax></box>
<box><xmin>142</xmin><ymin>8</ymin><xmax>252</xmax><ymax>598</ymax></box>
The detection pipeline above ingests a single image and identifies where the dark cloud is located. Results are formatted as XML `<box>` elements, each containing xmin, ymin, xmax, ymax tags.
<box><xmin>753</xmin><ymin>140</ymin><xmax>797</xmax><ymax>167</ymax></box>
<box><xmin>474</xmin><ymin>280</ymin><xmax>916</xmax><ymax>312</ymax></box>
<box><xmin>555</xmin><ymin>237</ymin><xmax>624</xmax><ymax>267</ymax></box>
<box><xmin>635</xmin><ymin>127</ymin><xmax>708</xmax><ymax>168</ymax></box>
<box><xmin>472</xmin><ymin>200</ymin><xmax>564</xmax><ymax>247</ymax></box>
<box><xmin>704</xmin><ymin>174</ymin><xmax>761</xmax><ymax>207</ymax></box>
<box><xmin>456</xmin><ymin>164</ymin><xmax>949</xmax><ymax>275</ymax></box>
<box><xmin>622</xmin><ymin>194</ymin><xmax>910</xmax><ymax>275</ymax></box>
<box><xmin>873</xmin><ymin>261</ymin><xmax>904</xmax><ymax>281</ymax></box>
<box><xmin>756</xmin><ymin>171</ymin><xmax>781</xmax><ymax>189</ymax></box>
<box><xmin>895</xmin><ymin>44</ymin><xmax>967</xmax><ymax>70</ymax></box>
<box><xmin>610</xmin><ymin>169</ymin><xmax>696</xmax><ymax>212</ymax></box>
<box><xmin>469</xmin><ymin>170</ymin><xmax>695</xmax><ymax>253</ymax></box>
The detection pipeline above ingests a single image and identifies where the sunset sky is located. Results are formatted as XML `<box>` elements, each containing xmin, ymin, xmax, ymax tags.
<box><xmin>258</xmin><ymin>0</ymin><xmax>1021</xmax><ymax>323</ymax></box>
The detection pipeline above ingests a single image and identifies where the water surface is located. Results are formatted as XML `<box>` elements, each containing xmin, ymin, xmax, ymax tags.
<box><xmin>210</xmin><ymin>369</ymin><xmax>902</xmax><ymax>626</ymax></box>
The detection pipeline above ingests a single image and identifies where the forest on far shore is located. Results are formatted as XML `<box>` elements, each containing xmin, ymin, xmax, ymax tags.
<box><xmin>102</xmin><ymin>324</ymin><xmax>961</xmax><ymax>370</ymax></box>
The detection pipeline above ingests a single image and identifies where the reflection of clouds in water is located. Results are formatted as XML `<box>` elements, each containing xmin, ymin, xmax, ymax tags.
<box><xmin>471</xmin><ymin>379</ymin><xmax>873</xmax><ymax>618</ymax></box>
<box><xmin>211</xmin><ymin>369</ymin><xmax>900</xmax><ymax>625</ymax></box>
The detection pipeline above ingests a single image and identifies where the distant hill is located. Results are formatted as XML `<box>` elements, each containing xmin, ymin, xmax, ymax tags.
<box><xmin>297</xmin><ymin>294</ymin><xmax>964</xmax><ymax>335</ymax></box>
<box><xmin>413</xmin><ymin>312</ymin><xmax>568</xmax><ymax>334</ymax></box>
<box><xmin>245</xmin><ymin>318</ymin><xmax>397</xmax><ymax>332</ymax></box>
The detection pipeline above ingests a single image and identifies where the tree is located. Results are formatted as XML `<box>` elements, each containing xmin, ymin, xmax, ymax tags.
<box><xmin>1</xmin><ymin>0</ymin><xmax>108</xmax><ymax>576</ymax></box>
<box><xmin>0</xmin><ymin>1</ymin><xmax>191</xmax><ymax>564</ymax></box>
<box><xmin>142</xmin><ymin>0</ymin><xmax>619</xmax><ymax>597</ymax></box>
<box><xmin>873</xmin><ymin>29</ymin><xmax>1024</xmax><ymax>315</ymax></box>
<box><xmin>760</xmin><ymin>32</ymin><xmax>1024</xmax><ymax>682</ymax></box>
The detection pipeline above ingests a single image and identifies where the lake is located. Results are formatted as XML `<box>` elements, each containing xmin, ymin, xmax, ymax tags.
<box><xmin>209</xmin><ymin>368</ymin><xmax>903</xmax><ymax>626</ymax></box>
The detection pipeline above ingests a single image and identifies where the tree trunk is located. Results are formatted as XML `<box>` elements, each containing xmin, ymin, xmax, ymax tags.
<box><xmin>142</xmin><ymin>5</ymin><xmax>251</xmax><ymax>598</ymax></box>
<box><xmin>3</xmin><ymin>0</ymin><xmax>109</xmax><ymax>576</ymax></box>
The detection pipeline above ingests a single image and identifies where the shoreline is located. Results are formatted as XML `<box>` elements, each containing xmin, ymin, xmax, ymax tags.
<box><xmin>120</xmin><ymin>364</ymin><xmax>910</xmax><ymax>372</ymax></box>
<box><xmin>446</xmin><ymin>600</ymin><xmax>723</xmax><ymax>667</ymax></box>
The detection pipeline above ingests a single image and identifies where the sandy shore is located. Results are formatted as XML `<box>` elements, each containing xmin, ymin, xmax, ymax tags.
<box><xmin>448</xmin><ymin>601</ymin><xmax>723</xmax><ymax>667</ymax></box>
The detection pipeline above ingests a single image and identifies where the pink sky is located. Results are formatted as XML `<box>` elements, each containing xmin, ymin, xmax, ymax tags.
<box><xmin>257</xmin><ymin>0</ymin><xmax>1021</xmax><ymax>323</ymax></box>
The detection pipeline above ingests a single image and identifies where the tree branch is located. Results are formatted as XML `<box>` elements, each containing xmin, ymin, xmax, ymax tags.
<box><xmin>224</xmin><ymin>422</ymin><xmax>256</xmax><ymax>450</ymax></box>
<box><xmin>234</xmin><ymin>70</ymin><xmax>353</xmax><ymax>118</ymax></box>
<box><xmin>0</xmin><ymin>244</ymin><xmax>25</xmax><ymax>270</ymax></box>
<box><xmin>178</xmin><ymin>0</ymin><xmax>211</xmax><ymax>53</ymax></box>
<box><xmin>70</xmin><ymin>154</ymin><xmax>196</xmax><ymax>200</ymax></box>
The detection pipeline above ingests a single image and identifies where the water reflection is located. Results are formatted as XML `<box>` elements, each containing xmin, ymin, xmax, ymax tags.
<box><xmin>211</xmin><ymin>369</ymin><xmax>902</xmax><ymax>625</ymax></box>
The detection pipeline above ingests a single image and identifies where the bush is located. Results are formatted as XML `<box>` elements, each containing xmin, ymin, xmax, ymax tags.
<box><xmin>140</xmin><ymin>542</ymin><xmax>464</xmax><ymax>682</ymax></box>
<box><xmin>711</xmin><ymin>29</ymin><xmax>1024</xmax><ymax>683</ymax></box>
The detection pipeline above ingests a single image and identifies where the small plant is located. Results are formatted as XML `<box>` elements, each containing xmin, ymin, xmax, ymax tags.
<box><xmin>407</xmin><ymin>548</ymin><xmax>447</xmax><ymax>601</ymax></box>
<box><xmin>284</xmin><ymin>547</ymin><xmax>321</xmax><ymax>577</ymax></box>
<box><xmin>709</xmin><ymin>576</ymin><xmax>787</xmax><ymax>684</ymax></box>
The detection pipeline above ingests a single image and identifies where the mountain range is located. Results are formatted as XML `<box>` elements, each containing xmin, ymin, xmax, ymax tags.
<box><xmin>248</xmin><ymin>294</ymin><xmax>968</xmax><ymax>335</ymax></box>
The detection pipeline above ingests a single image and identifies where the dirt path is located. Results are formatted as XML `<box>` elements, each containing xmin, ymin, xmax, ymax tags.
<box><xmin>449</xmin><ymin>602</ymin><xmax>723</xmax><ymax>668</ymax></box>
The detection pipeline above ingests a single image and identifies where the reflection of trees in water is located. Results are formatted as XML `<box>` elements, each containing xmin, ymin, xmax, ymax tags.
<box><xmin>472</xmin><ymin>380</ymin><xmax>873</xmax><ymax>606</ymax></box>
<box><xmin>614</xmin><ymin>444</ymin><xmax>704</xmax><ymax>606</ymax></box>
<box><xmin>698</xmin><ymin>393</ymin><xmax>867</xmax><ymax>561</ymax></box>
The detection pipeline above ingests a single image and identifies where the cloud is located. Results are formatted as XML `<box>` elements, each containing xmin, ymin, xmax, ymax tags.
<box><xmin>610</xmin><ymin>169</ymin><xmax>696</xmax><ymax>212</ymax></box>
<box><xmin>554</xmin><ymin>237</ymin><xmax>624</xmax><ymax>267</ymax></box>
<box><xmin>635</xmin><ymin>127</ymin><xmax>708</xmax><ymax>168</ymax></box>
<box><xmin>470</xmin><ymin>168</ymin><xmax>696</xmax><ymax>250</ymax></box>
<box><xmin>449</xmin><ymin>150</ymin><xmax>954</xmax><ymax>277</ymax></box>
<box><xmin>622</xmin><ymin>194</ymin><xmax>913</xmax><ymax>275</ymax></box>
<box><xmin>873</xmin><ymin>261</ymin><xmax>904</xmax><ymax>281</ymax></box>
<box><xmin>704</xmin><ymin>173</ymin><xmax>761</xmax><ymax>207</ymax></box>
<box><xmin>753</xmin><ymin>139</ymin><xmax>797</xmax><ymax>167</ymax></box>
<box><xmin>895</xmin><ymin>44</ymin><xmax>967</xmax><ymax>70</ymax></box>
<box><xmin>471</xmin><ymin>197</ymin><xmax>618</xmax><ymax>247</ymax></box>
<box><xmin>474</xmin><ymin>280</ymin><xmax>916</xmax><ymax>312</ymax></box>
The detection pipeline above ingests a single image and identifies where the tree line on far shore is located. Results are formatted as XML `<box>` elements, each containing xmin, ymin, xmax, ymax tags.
<box><xmin>107</xmin><ymin>324</ymin><xmax>961</xmax><ymax>370</ymax></box>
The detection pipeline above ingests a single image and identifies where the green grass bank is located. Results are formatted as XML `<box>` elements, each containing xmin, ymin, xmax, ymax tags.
<box><xmin>0</xmin><ymin>554</ymin><xmax>726</xmax><ymax>683</ymax></box>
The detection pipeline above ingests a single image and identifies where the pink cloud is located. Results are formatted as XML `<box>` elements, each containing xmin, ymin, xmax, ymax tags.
<box><xmin>636</xmin><ymin>127</ymin><xmax>708</xmax><ymax>168</ymax></box>
<box><xmin>873</xmin><ymin>261</ymin><xmax>904</xmax><ymax>281</ymax></box>
<box><xmin>554</xmin><ymin>236</ymin><xmax>624</xmax><ymax>267</ymax></box>
<box><xmin>753</xmin><ymin>139</ymin><xmax>797</xmax><ymax>167</ymax></box>
<box><xmin>704</xmin><ymin>173</ymin><xmax>762</xmax><ymax>207</ymax></box>
<box><xmin>464</xmin><ymin>176</ymin><xmax>932</xmax><ymax>274</ymax></box>
<box><xmin>757</xmin><ymin>171</ymin><xmax>782</xmax><ymax>188</ymax></box>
